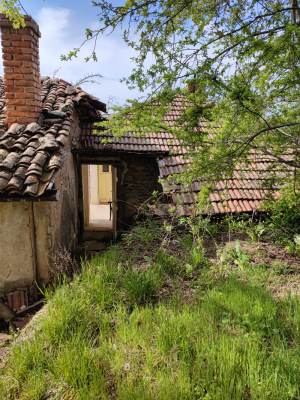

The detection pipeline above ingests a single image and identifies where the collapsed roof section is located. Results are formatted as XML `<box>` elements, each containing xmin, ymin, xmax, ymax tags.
<box><xmin>0</xmin><ymin>77</ymin><xmax>106</xmax><ymax>198</ymax></box>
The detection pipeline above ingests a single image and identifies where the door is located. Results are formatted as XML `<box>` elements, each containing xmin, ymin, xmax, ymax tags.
<box><xmin>98</xmin><ymin>164</ymin><xmax>112</xmax><ymax>203</ymax></box>
<box><xmin>82</xmin><ymin>165</ymin><xmax>90</xmax><ymax>227</ymax></box>
<box><xmin>111</xmin><ymin>166</ymin><xmax>117</xmax><ymax>238</ymax></box>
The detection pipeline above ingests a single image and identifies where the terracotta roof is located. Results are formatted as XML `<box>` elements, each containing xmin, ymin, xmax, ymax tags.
<box><xmin>79</xmin><ymin>122</ymin><xmax>185</xmax><ymax>153</ymax></box>
<box><xmin>0</xmin><ymin>77</ymin><xmax>106</xmax><ymax>197</ymax></box>
<box><xmin>158</xmin><ymin>154</ymin><xmax>289</xmax><ymax>215</ymax></box>
<box><xmin>78</xmin><ymin>95</ymin><xmax>194</xmax><ymax>153</ymax></box>
<box><xmin>77</xmin><ymin>96</ymin><xmax>288</xmax><ymax>216</ymax></box>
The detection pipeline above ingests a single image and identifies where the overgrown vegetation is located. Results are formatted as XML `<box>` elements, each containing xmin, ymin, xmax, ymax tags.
<box><xmin>2</xmin><ymin>208</ymin><xmax>300</xmax><ymax>399</ymax></box>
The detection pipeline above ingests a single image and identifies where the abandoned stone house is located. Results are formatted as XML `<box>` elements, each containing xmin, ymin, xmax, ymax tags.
<box><xmin>0</xmin><ymin>14</ymin><xmax>275</xmax><ymax>310</ymax></box>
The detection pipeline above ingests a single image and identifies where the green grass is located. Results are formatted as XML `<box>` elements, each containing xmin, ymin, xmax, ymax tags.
<box><xmin>2</xmin><ymin>233</ymin><xmax>300</xmax><ymax>399</ymax></box>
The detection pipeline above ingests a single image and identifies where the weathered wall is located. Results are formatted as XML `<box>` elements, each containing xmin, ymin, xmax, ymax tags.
<box><xmin>78</xmin><ymin>153</ymin><xmax>163</xmax><ymax>229</ymax></box>
<box><xmin>0</xmin><ymin>202</ymin><xmax>36</xmax><ymax>296</ymax></box>
<box><xmin>39</xmin><ymin>113</ymin><xmax>80</xmax><ymax>281</ymax></box>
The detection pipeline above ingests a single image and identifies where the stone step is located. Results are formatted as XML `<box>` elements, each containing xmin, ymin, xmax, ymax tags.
<box><xmin>83</xmin><ymin>240</ymin><xmax>107</xmax><ymax>251</ymax></box>
<box><xmin>82</xmin><ymin>230</ymin><xmax>113</xmax><ymax>241</ymax></box>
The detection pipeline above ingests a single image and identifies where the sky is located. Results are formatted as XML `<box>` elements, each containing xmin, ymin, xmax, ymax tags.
<box><xmin>0</xmin><ymin>0</ymin><xmax>142</xmax><ymax>108</ymax></box>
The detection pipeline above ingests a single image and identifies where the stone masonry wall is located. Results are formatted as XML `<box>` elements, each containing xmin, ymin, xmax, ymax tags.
<box><xmin>119</xmin><ymin>154</ymin><xmax>163</xmax><ymax>226</ymax></box>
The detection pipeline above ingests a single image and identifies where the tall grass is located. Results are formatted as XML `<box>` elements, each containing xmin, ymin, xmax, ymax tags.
<box><xmin>2</xmin><ymin>243</ymin><xmax>300</xmax><ymax>399</ymax></box>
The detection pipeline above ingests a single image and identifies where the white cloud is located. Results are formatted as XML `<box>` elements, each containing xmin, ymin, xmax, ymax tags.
<box><xmin>0</xmin><ymin>7</ymin><xmax>142</xmax><ymax>107</ymax></box>
<box><xmin>35</xmin><ymin>7</ymin><xmax>141</xmax><ymax>106</ymax></box>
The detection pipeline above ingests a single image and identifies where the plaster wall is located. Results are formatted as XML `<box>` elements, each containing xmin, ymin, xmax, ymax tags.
<box><xmin>0</xmin><ymin>202</ymin><xmax>36</xmax><ymax>296</ymax></box>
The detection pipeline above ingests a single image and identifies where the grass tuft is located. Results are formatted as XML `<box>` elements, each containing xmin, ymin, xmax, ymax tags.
<box><xmin>2</xmin><ymin>222</ymin><xmax>300</xmax><ymax>399</ymax></box>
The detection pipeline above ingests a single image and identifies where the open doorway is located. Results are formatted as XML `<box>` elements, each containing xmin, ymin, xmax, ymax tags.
<box><xmin>82</xmin><ymin>164</ymin><xmax>117</xmax><ymax>235</ymax></box>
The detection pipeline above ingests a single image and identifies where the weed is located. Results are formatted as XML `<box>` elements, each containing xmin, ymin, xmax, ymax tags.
<box><xmin>220</xmin><ymin>240</ymin><xmax>251</xmax><ymax>269</ymax></box>
<box><xmin>123</xmin><ymin>268</ymin><xmax>162</xmax><ymax>305</ymax></box>
<box><xmin>155</xmin><ymin>249</ymin><xmax>180</xmax><ymax>276</ymax></box>
<box><xmin>51</xmin><ymin>246</ymin><xmax>81</xmax><ymax>280</ymax></box>
<box><xmin>189</xmin><ymin>244</ymin><xmax>208</xmax><ymax>268</ymax></box>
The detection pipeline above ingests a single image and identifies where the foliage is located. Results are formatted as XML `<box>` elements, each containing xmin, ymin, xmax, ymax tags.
<box><xmin>0</xmin><ymin>0</ymin><xmax>25</xmax><ymax>28</ymax></box>
<box><xmin>61</xmin><ymin>0</ymin><xmax>300</xmax><ymax>191</ymax></box>
<box><xmin>264</xmin><ymin>189</ymin><xmax>300</xmax><ymax>234</ymax></box>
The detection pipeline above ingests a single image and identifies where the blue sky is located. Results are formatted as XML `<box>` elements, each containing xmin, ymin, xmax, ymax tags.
<box><xmin>1</xmin><ymin>0</ymin><xmax>142</xmax><ymax>108</ymax></box>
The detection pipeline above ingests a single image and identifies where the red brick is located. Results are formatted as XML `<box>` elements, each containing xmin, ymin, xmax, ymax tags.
<box><xmin>1</xmin><ymin>34</ymin><xmax>21</xmax><ymax>40</ymax></box>
<box><xmin>5</xmin><ymin>93</ymin><xmax>15</xmax><ymax>99</ymax></box>
<box><xmin>23</xmin><ymin>73</ymin><xmax>35</xmax><ymax>81</ymax></box>
<box><xmin>6</xmin><ymin>105</ymin><xmax>16</xmax><ymax>111</ymax></box>
<box><xmin>20</xmin><ymin>27</ymin><xmax>33</xmax><ymax>35</ymax></box>
<box><xmin>24</xmin><ymin>99</ymin><xmax>38</xmax><ymax>106</ymax></box>
<box><xmin>4</xmin><ymin>73</ymin><xmax>23</xmax><ymax>80</ymax></box>
<box><xmin>3</xmin><ymin>47</ymin><xmax>22</xmax><ymax>55</ymax></box>
<box><xmin>21</xmin><ymin>47</ymin><xmax>33</xmax><ymax>54</ymax></box>
<box><xmin>1</xmin><ymin>40</ymin><xmax>12</xmax><ymax>47</ymax></box>
<box><xmin>11</xmin><ymin>40</ymin><xmax>31</xmax><ymax>48</ymax></box>
<box><xmin>15</xmin><ymin>92</ymin><xmax>35</xmax><ymax>99</ymax></box>
<box><xmin>14</xmin><ymin>54</ymin><xmax>34</xmax><ymax>61</ymax></box>
<box><xmin>7</xmin><ymin>111</ymin><xmax>26</xmax><ymax>117</ymax></box>
<box><xmin>3</xmin><ymin>60</ymin><xmax>22</xmax><ymax>67</ymax></box>
<box><xmin>24</xmin><ymin>87</ymin><xmax>35</xmax><ymax>93</ymax></box>
<box><xmin>15</xmin><ymin>80</ymin><xmax>35</xmax><ymax>87</ymax></box>
<box><xmin>26</xmin><ymin>112</ymin><xmax>39</xmax><ymax>117</ymax></box>
<box><xmin>16</xmin><ymin>117</ymin><xmax>32</xmax><ymax>123</ymax></box>
<box><xmin>4</xmin><ymin>79</ymin><xmax>14</xmax><ymax>86</ymax></box>
<box><xmin>22</xmin><ymin>34</ymin><xmax>34</xmax><ymax>41</ymax></box>
<box><xmin>18</xmin><ymin>105</ymin><xmax>38</xmax><ymax>112</ymax></box>
<box><xmin>4</xmin><ymin>117</ymin><xmax>17</xmax><ymax>126</ymax></box>
<box><xmin>0</xmin><ymin>27</ymin><xmax>12</xmax><ymax>34</ymax></box>
<box><xmin>6</xmin><ymin>99</ymin><xmax>26</xmax><ymax>105</ymax></box>
<box><xmin>22</xmin><ymin>61</ymin><xmax>35</xmax><ymax>67</ymax></box>
<box><xmin>17</xmin><ymin>67</ymin><xmax>32</xmax><ymax>74</ymax></box>
<box><xmin>4</xmin><ymin>67</ymin><xmax>14</xmax><ymax>73</ymax></box>
<box><xmin>5</xmin><ymin>86</ymin><xmax>24</xmax><ymax>93</ymax></box>
<box><xmin>2</xmin><ymin>54</ymin><xmax>13</xmax><ymax>60</ymax></box>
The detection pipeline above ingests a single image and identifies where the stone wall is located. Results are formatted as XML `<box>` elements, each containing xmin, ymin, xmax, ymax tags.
<box><xmin>117</xmin><ymin>154</ymin><xmax>162</xmax><ymax>226</ymax></box>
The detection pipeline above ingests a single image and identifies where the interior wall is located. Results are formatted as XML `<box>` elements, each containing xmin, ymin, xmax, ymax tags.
<box><xmin>89</xmin><ymin>164</ymin><xmax>98</xmax><ymax>204</ymax></box>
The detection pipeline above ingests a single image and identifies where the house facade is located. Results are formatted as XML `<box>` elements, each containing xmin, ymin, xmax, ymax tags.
<box><xmin>0</xmin><ymin>14</ymin><xmax>274</xmax><ymax>313</ymax></box>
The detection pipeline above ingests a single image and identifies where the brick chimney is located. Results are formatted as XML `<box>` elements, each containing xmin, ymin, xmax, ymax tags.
<box><xmin>0</xmin><ymin>14</ymin><xmax>42</xmax><ymax>126</ymax></box>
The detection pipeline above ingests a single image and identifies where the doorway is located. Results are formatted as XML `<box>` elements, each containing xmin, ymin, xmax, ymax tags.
<box><xmin>82</xmin><ymin>164</ymin><xmax>117</xmax><ymax>235</ymax></box>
